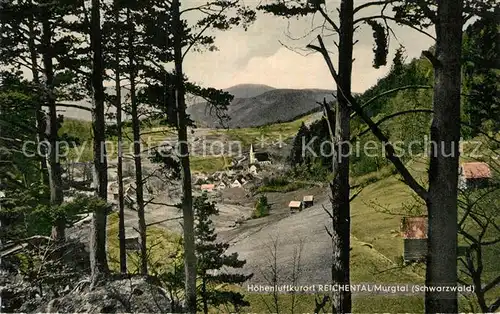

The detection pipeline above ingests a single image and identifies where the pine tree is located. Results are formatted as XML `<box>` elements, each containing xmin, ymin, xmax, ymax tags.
<box><xmin>254</xmin><ymin>194</ymin><xmax>270</xmax><ymax>218</ymax></box>
<box><xmin>194</xmin><ymin>193</ymin><xmax>253</xmax><ymax>314</ymax></box>
<box><xmin>289</xmin><ymin>122</ymin><xmax>310</xmax><ymax>166</ymax></box>
<box><xmin>462</xmin><ymin>10</ymin><xmax>500</xmax><ymax>136</ymax></box>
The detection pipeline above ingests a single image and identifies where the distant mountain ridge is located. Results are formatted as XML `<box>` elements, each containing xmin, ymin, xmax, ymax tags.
<box><xmin>58</xmin><ymin>84</ymin><xmax>337</xmax><ymax>128</ymax></box>
<box><xmin>224</xmin><ymin>83</ymin><xmax>276</xmax><ymax>99</ymax></box>
<box><xmin>187</xmin><ymin>85</ymin><xmax>336</xmax><ymax>128</ymax></box>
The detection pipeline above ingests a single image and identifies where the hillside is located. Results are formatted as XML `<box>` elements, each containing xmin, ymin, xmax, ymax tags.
<box><xmin>57</xmin><ymin>85</ymin><xmax>131</xmax><ymax>121</ymax></box>
<box><xmin>187</xmin><ymin>88</ymin><xmax>335</xmax><ymax>128</ymax></box>
<box><xmin>226</xmin><ymin>166</ymin><xmax>428</xmax><ymax>287</ymax></box>
<box><xmin>224</xmin><ymin>83</ymin><xmax>276</xmax><ymax>99</ymax></box>
<box><xmin>57</xmin><ymin>84</ymin><xmax>330</xmax><ymax>128</ymax></box>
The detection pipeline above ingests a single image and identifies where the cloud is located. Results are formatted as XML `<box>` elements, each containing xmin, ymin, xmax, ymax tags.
<box><xmin>186</xmin><ymin>44</ymin><xmax>391</xmax><ymax>92</ymax></box>
<box><xmin>183</xmin><ymin>11</ymin><xmax>434</xmax><ymax>93</ymax></box>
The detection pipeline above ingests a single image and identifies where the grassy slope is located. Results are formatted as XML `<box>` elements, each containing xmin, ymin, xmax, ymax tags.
<box><xmin>106</xmin><ymin>213</ymin><xmax>183</xmax><ymax>274</ymax></box>
<box><xmin>237</xmin><ymin>161</ymin><xmax>428</xmax><ymax>312</ymax></box>
<box><xmin>61</xmin><ymin>114</ymin><xmax>312</xmax><ymax>168</ymax></box>
<box><xmin>105</xmin><ymin>156</ymin><xmax>498</xmax><ymax>312</ymax></box>
<box><xmin>105</xmin><ymin>160</ymin><xmax>429</xmax><ymax>312</ymax></box>
<box><xmin>210</xmin><ymin>114</ymin><xmax>314</xmax><ymax>147</ymax></box>
<box><xmin>190</xmin><ymin>156</ymin><xmax>232</xmax><ymax>173</ymax></box>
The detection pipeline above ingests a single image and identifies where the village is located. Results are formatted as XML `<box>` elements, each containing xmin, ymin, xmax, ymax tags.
<box><xmin>57</xmin><ymin>140</ymin><xmax>329</xmax><ymax>254</ymax></box>
<box><xmin>61</xmin><ymin>135</ymin><xmax>496</xmax><ymax>267</ymax></box>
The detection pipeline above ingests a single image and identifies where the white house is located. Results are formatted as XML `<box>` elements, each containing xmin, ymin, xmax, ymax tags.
<box><xmin>249</xmin><ymin>165</ymin><xmax>258</xmax><ymax>175</ymax></box>
<box><xmin>216</xmin><ymin>181</ymin><xmax>227</xmax><ymax>190</ymax></box>
<box><xmin>230</xmin><ymin>179</ymin><xmax>243</xmax><ymax>188</ymax></box>
<box><xmin>303</xmin><ymin>195</ymin><xmax>314</xmax><ymax>208</ymax></box>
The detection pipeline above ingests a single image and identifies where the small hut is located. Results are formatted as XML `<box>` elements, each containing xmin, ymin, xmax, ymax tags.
<box><xmin>124</xmin><ymin>227</ymin><xmax>140</xmax><ymax>251</ymax></box>
<box><xmin>458</xmin><ymin>162</ymin><xmax>492</xmax><ymax>190</ymax></box>
<box><xmin>401</xmin><ymin>216</ymin><xmax>428</xmax><ymax>262</ymax></box>
<box><xmin>289</xmin><ymin>201</ymin><xmax>302</xmax><ymax>213</ymax></box>
<box><xmin>303</xmin><ymin>195</ymin><xmax>314</xmax><ymax>208</ymax></box>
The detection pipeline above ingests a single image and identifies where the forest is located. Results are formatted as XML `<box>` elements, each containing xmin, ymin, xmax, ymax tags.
<box><xmin>0</xmin><ymin>0</ymin><xmax>499</xmax><ymax>313</ymax></box>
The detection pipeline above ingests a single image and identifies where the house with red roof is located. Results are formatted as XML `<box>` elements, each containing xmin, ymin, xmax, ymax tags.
<box><xmin>458</xmin><ymin>162</ymin><xmax>492</xmax><ymax>190</ymax></box>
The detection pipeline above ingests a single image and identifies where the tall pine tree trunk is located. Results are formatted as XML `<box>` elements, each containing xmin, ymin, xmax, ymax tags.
<box><xmin>425</xmin><ymin>0</ymin><xmax>463</xmax><ymax>311</ymax></box>
<box><xmin>202</xmin><ymin>276</ymin><xmax>208</xmax><ymax>314</ymax></box>
<box><xmin>41</xmin><ymin>8</ymin><xmax>64</xmax><ymax>242</ymax></box>
<box><xmin>115</xmin><ymin>0</ymin><xmax>126</xmax><ymax>274</ymax></box>
<box><xmin>89</xmin><ymin>0</ymin><xmax>109</xmax><ymax>278</ymax></box>
<box><xmin>27</xmin><ymin>1</ymin><xmax>48</xmax><ymax>184</ymax></box>
<box><xmin>172</xmin><ymin>0</ymin><xmax>197</xmax><ymax>311</ymax></box>
<box><xmin>329</xmin><ymin>0</ymin><xmax>353</xmax><ymax>312</ymax></box>
<box><xmin>127</xmin><ymin>9</ymin><xmax>148</xmax><ymax>274</ymax></box>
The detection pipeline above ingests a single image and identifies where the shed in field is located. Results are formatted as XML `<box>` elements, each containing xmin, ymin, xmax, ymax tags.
<box><xmin>401</xmin><ymin>216</ymin><xmax>428</xmax><ymax>262</ymax></box>
<box><xmin>303</xmin><ymin>195</ymin><xmax>314</xmax><ymax>208</ymax></box>
<box><xmin>289</xmin><ymin>201</ymin><xmax>302</xmax><ymax>213</ymax></box>
<box><xmin>124</xmin><ymin>227</ymin><xmax>140</xmax><ymax>251</ymax></box>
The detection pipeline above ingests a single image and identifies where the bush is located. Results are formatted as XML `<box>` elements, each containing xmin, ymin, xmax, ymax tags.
<box><xmin>253</xmin><ymin>195</ymin><xmax>270</xmax><ymax>218</ymax></box>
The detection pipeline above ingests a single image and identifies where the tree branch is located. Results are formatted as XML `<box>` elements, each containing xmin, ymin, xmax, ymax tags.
<box><xmin>353</xmin><ymin>15</ymin><xmax>436</xmax><ymax>40</ymax></box>
<box><xmin>354</xmin><ymin>109</ymin><xmax>433</xmax><ymax>138</ymax></box>
<box><xmin>308</xmin><ymin>34</ymin><xmax>429</xmax><ymax>202</ymax></box>
<box><xmin>52</xmin><ymin>103</ymin><xmax>93</xmax><ymax>112</ymax></box>
<box><xmin>483</xmin><ymin>275</ymin><xmax>500</xmax><ymax>293</ymax></box>
<box><xmin>351</xmin><ymin>85</ymin><xmax>432</xmax><ymax>118</ymax></box>
<box><xmin>146</xmin><ymin>216</ymin><xmax>183</xmax><ymax>227</ymax></box>
<box><xmin>349</xmin><ymin>190</ymin><xmax>361</xmax><ymax>202</ymax></box>
<box><xmin>316</xmin><ymin>98</ymin><xmax>335</xmax><ymax>142</ymax></box>
<box><xmin>181</xmin><ymin>2</ymin><xmax>234</xmax><ymax>61</ymax></box>
<box><xmin>318</xmin><ymin>6</ymin><xmax>339</xmax><ymax>33</ymax></box>
<box><xmin>353</xmin><ymin>0</ymin><xmax>396</xmax><ymax>15</ymax></box>
<box><xmin>422</xmin><ymin>50</ymin><xmax>441</xmax><ymax>68</ymax></box>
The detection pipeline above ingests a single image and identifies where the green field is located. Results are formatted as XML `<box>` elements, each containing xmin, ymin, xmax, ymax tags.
<box><xmin>210</xmin><ymin>114</ymin><xmax>314</xmax><ymax>147</ymax></box>
<box><xmin>190</xmin><ymin>156</ymin><xmax>232</xmax><ymax>173</ymax></box>
<box><xmin>60</xmin><ymin>114</ymin><xmax>313</xmax><ymax>166</ymax></box>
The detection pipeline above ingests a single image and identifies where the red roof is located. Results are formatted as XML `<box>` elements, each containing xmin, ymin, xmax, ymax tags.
<box><xmin>201</xmin><ymin>184</ymin><xmax>215</xmax><ymax>191</ymax></box>
<box><xmin>289</xmin><ymin>201</ymin><xmax>302</xmax><ymax>208</ymax></box>
<box><xmin>461</xmin><ymin>162</ymin><xmax>492</xmax><ymax>179</ymax></box>
<box><xmin>401</xmin><ymin>216</ymin><xmax>428</xmax><ymax>239</ymax></box>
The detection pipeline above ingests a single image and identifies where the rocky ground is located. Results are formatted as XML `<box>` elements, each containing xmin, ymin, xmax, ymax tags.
<box><xmin>36</xmin><ymin>277</ymin><xmax>175</xmax><ymax>313</ymax></box>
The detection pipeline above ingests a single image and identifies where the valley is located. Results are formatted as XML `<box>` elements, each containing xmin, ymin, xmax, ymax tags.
<box><xmin>2</xmin><ymin>1</ymin><xmax>499</xmax><ymax>312</ymax></box>
<box><xmin>59</xmin><ymin>81</ymin><xmax>499</xmax><ymax>313</ymax></box>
